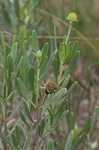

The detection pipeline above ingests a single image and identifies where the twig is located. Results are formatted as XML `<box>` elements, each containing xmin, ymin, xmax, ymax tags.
<box><xmin>0</xmin><ymin>30</ymin><xmax>99</xmax><ymax>41</ymax></box>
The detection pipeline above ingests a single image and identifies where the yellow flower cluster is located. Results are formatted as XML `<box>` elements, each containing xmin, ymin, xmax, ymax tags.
<box><xmin>67</xmin><ymin>12</ymin><xmax>78</xmax><ymax>22</ymax></box>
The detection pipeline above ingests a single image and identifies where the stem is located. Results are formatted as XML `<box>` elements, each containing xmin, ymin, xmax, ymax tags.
<box><xmin>4</xmin><ymin>84</ymin><xmax>8</xmax><ymax>118</ymax></box>
<box><xmin>36</xmin><ymin>58</ymin><xmax>40</xmax><ymax>101</ymax></box>
<box><xmin>58</xmin><ymin>23</ymin><xmax>72</xmax><ymax>84</ymax></box>
<box><xmin>65</xmin><ymin>23</ymin><xmax>72</xmax><ymax>45</ymax></box>
<box><xmin>3</xmin><ymin>84</ymin><xmax>8</xmax><ymax>150</ymax></box>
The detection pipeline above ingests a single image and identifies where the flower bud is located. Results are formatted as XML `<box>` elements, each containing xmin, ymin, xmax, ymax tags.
<box><xmin>37</xmin><ymin>50</ymin><xmax>42</xmax><ymax>58</ymax></box>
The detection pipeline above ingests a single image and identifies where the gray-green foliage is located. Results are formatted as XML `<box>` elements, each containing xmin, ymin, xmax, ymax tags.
<box><xmin>0</xmin><ymin>27</ymin><xmax>95</xmax><ymax>150</ymax></box>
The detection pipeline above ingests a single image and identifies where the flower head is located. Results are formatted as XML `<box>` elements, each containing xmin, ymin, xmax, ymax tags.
<box><xmin>67</xmin><ymin>12</ymin><xmax>78</xmax><ymax>22</ymax></box>
<box><xmin>37</xmin><ymin>50</ymin><xmax>42</xmax><ymax>58</ymax></box>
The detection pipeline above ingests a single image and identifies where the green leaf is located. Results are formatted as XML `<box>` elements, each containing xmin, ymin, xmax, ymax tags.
<box><xmin>0</xmin><ymin>32</ymin><xmax>6</xmax><ymax>52</ymax></box>
<box><xmin>47</xmin><ymin>138</ymin><xmax>54</xmax><ymax>150</ymax></box>
<box><xmin>23</xmin><ymin>101</ymin><xmax>33</xmax><ymax>123</ymax></box>
<box><xmin>47</xmin><ymin>106</ymin><xmax>54</xmax><ymax>126</ymax></box>
<box><xmin>67</xmin><ymin>112</ymin><xmax>75</xmax><ymax>131</ymax></box>
<box><xmin>17</xmin><ymin>56</ymin><xmax>24</xmax><ymax>75</ymax></box>
<box><xmin>65</xmin><ymin>130</ymin><xmax>74</xmax><ymax>150</ymax></box>
<box><xmin>71</xmin><ymin>135</ymin><xmax>84</xmax><ymax>150</ymax></box>
<box><xmin>96</xmin><ymin>106</ymin><xmax>99</xmax><ymax>114</ymax></box>
<box><xmin>58</xmin><ymin>42</ymin><xmax>66</xmax><ymax>65</ymax></box>
<box><xmin>15</xmin><ymin>126</ymin><xmax>20</xmax><ymax>146</ymax></box>
<box><xmin>7</xmin><ymin>55</ymin><xmax>13</xmax><ymax>78</ymax></box>
<box><xmin>1</xmin><ymin>2</ymin><xmax>11</xmax><ymax>25</ymax></box>
<box><xmin>44</xmin><ymin>88</ymin><xmax>67</xmax><ymax>108</ymax></box>
<box><xmin>32</xmin><ymin>31</ymin><xmax>39</xmax><ymax>52</ymax></box>
<box><xmin>7</xmin><ymin>91</ymin><xmax>14</xmax><ymax>102</ymax></box>
<box><xmin>62</xmin><ymin>51</ymin><xmax>80</xmax><ymax>82</ymax></box>
<box><xmin>0</xmin><ymin>32</ymin><xmax>7</xmax><ymax>69</ymax></box>
<box><xmin>24</xmin><ymin>66</ymin><xmax>29</xmax><ymax>89</ymax></box>
<box><xmin>13</xmin><ymin>0</ymin><xmax>20</xmax><ymax>20</ymax></box>
<box><xmin>10</xmin><ymin>36</ymin><xmax>18</xmax><ymax>64</ymax></box>
<box><xmin>40</xmin><ymin>42</ymin><xmax>49</xmax><ymax>66</ymax></box>
<box><xmin>21</xmin><ymin>125</ymin><xmax>31</xmax><ymax>150</ymax></box>
<box><xmin>28</xmin><ymin>67</ymin><xmax>35</xmax><ymax>91</ymax></box>
<box><xmin>38</xmin><ymin>118</ymin><xmax>45</xmax><ymax>136</ymax></box>
<box><xmin>79</xmin><ymin>116</ymin><xmax>91</xmax><ymax>135</ymax></box>
<box><xmin>52</xmin><ymin>109</ymin><xmax>67</xmax><ymax>129</ymax></box>
<box><xmin>18</xmin><ymin>26</ymin><xmax>26</xmax><ymax>48</ymax></box>
<box><xmin>53</xmin><ymin>53</ymin><xmax>60</xmax><ymax>82</ymax></box>
<box><xmin>40</xmin><ymin>49</ymin><xmax>57</xmax><ymax>82</ymax></box>
<box><xmin>8</xmin><ymin>136</ymin><xmax>16</xmax><ymax>150</ymax></box>
<box><xmin>20</xmin><ymin>111</ymin><xmax>30</xmax><ymax>127</ymax></box>
<box><xmin>65</xmin><ymin>43</ymin><xmax>71</xmax><ymax>60</ymax></box>
<box><xmin>15</xmin><ymin>77</ymin><xmax>26</xmax><ymax>96</ymax></box>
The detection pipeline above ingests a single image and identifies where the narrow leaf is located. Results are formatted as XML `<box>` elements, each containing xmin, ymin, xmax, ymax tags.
<box><xmin>32</xmin><ymin>31</ymin><xmax>39</xmax><ymax>52</ymax></box>
<box><xmin>47</xmin><ymin>138</ymin><xmax>54</xmax><ymax>150</ymax></box>
<box><xmin>40</xmin><ymin>42</ymin><xmax>49</xmax><ymax>66</ymax></box>
<box><xmin>65</xmin><ymin>130</ymin><xmax>74</xmax><ymax>150</ymax></box>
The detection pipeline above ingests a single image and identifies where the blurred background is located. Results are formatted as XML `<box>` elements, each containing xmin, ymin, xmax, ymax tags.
<box><xmin>0</xmin><ymin>0</ymin><xmax>99</xmax><ymax>61</ymax></box>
